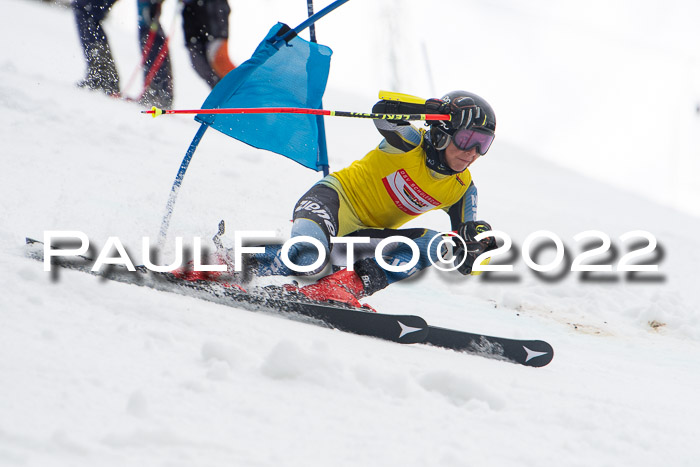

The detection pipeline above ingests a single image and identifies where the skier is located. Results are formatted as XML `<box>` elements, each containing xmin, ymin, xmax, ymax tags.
<box><xmin>233</xmin><ymin>91</ymin><xmax>499</xmax><ymax>308</ymax></box>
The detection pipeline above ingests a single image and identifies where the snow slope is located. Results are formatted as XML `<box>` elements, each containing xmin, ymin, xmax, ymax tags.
<box><xmin>2</xmin><ymin>1</ymin><xmax>700</xmax><ymax>466</ymax></box>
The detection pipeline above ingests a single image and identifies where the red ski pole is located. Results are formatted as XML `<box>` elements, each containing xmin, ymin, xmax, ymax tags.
<box><xmin>121</xmin><ymin>23</ymin><xmax>159</xmax><ymax>97</ymax></box>
<box><xmin>138</xmin><ymin>1</ymin><xmax>180</xmax><ymax>100</ymax></box>
<box><xmin>142</xmin><ymin>106</ymin><xmax>451</xmax><ymax>122</ymax></box>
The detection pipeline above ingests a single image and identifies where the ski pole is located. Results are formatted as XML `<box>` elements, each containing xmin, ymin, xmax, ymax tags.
<box><xmin>121</xmin><ymin>21</ymin><xmax>159</xmax><ymax>97</ymax></box>
<box><xmin>139</xmin><ymin>2</ymin><xmax>180</xmax><ymax>99</ymax></box>
<box><xmin>142</xmin><ymin>106</ymin><xmax>451</xmax><ymax>122</ymax></box>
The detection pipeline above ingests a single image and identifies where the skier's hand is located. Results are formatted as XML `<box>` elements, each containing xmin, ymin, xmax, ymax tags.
<box><xmin>457</xmin><ymin>220</ymin><xmax>495</xmax><ymax>246</ymax></box>
<box><xmin>373</xmin><ymin>99</ymin><xmax>416</xmax><ymax>125</ymax></box>
<box><xmin>425</xmin><ymin>97</ymin><xmax>479</xmax><ymax>130</ymax></box>
<box><xmin>453</xmin><ymin>220</ymin><xmax>496</xmax><ymax>275</ymax></box>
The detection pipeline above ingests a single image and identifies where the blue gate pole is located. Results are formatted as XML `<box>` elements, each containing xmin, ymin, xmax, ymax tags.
<box><xmin>316</xmin><ymin>116</ymin><xmax>329</xmax><ymax>176</ymax></box>
<box><xmin>307</xmin><ymin>0</ymin><xmax>317</xmax><ymax>43</ymax></box>
<box><xmin>307</xmin><ymin>0</ymin><xmax>330</xmax><ymax>177</ymax></box>
<box><xmin>274</xmin><ymin>0</ymin><xmax>351</xmax><ymax>43</ymax></box>
<box><xmin>158</xmin><ymin>123</ymin><xmax>209</xmax><ymax>246</ymax></box>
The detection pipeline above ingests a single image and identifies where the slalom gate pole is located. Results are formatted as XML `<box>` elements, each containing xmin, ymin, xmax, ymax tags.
<box><xmin>316</xmin><ymin>107</ymin><xmax>330</xmax><ymax>176</ymax></box>
<box><xmin>306</xmin><ymin>0</ymin><xmax>329</xmax><ymax>176</ymax></box>
<box><xmin>154</xmin><ymin>1</ymin><xmax>354</xmax><ymax>244</ymax></box>
<box><xmin>157</xmin><ymin>123</ymin><xmax>209</xmax><ymax>247</ymax></box>
<box><xmin>274</xmin><ymin>0</ymin><xmax>351</xmax><ymax>43</ymax></box>
<box><xmin>307</xmin><ymin>0</ymin><xmax>317</xmax><ymax>43</ymax></box>
<box><xmin>143</xmin><ymin>106</ymin><xmax>450</xmax><ymax>122</ymax></box>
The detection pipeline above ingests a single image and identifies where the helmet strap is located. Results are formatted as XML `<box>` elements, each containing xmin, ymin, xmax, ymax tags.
<box><xmin>423</xmin><ymin>133</ymin><xmax>460</xmax><ymax>175</ymax></box>
<box><xmin>433</xmin><ymin>126</ymin><xmax>452</xmax><ymax>151</ymax></box>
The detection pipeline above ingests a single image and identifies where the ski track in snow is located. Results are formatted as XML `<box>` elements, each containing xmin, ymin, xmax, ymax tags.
<box><xmin>2</xmin><ymin>1</ymin><xmax>700</xmax><ymax>466</ymax></box>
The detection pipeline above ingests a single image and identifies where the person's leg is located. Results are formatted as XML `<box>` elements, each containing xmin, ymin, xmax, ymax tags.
<box><xmin>203</xmin><ymin>0</ymin><xmax>235</xmax><ymax>79</ymax></box>
<box><xmin>181</xmin><ymin>0</ymin><xmax>234</xmax><ymax>89</ymax></box>
<box><xmin>237</xmin><ymin>181</ymin><xmax>446</xmax><ymax>306</ymax></box>
<box><xmin>250</xmin><ymin>184</ymin><xmax>340</xmax><ymax>277</ymax></box>
<box><xmin>297</xmin><ymin>227</ymin><xmax>443</xmax><ymax>304</ymax></box>
<box><xmin>73</xmin><ymin>0</ymin><xmax>120</xmax><ymax>94</ymax></box>
<box><xmin>137</xmin><ymin>0</ymin><xmax>173</xmax><ymax>107</ymax></box>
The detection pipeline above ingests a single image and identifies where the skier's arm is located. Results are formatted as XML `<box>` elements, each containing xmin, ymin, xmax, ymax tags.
<box><xmin>445</xmin><ymin>184</ymin><xmax>499</xmax><ymax>275</ymax></box>
<box><xmin>445</xmin><ymin>182</ymin><xmax>479</xmax><ymax>229</ymax></box>
<box><xmin>370</xmin><ymin>95</ymin><xmax>479</xmax><ymax>153</ymax></box>
<box><xmin>371</xmin><ymin>100</ymin><xmax>427</xmax><ymax>152</ymax></box>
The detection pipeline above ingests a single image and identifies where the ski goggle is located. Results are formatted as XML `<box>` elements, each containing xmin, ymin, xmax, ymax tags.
<box><xmin>452</xmin><ymin>128</ymin><xmax>495</xmax><ymax>155</ymax></box>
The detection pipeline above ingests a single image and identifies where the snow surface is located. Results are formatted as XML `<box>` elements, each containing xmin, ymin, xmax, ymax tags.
<box><xmin>2</xmin><ymin>1</ymin><xmax>700</xmax><ymax>466</ymax></box>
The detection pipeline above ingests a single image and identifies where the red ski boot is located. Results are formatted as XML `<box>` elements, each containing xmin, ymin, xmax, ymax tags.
<box><xmin>171</xmin><ymin>260</ymin><xmax>223</xmax><ymax>282</ymax></box>
<box><xmin>170</xmin><ymin>256</ymin><xmax>246</xmax><ymax>292</ymax></box>
<box><xmin>291</xmin><ymin>268</ymin><xmax>374</xmax><ymax>310</ymax></box>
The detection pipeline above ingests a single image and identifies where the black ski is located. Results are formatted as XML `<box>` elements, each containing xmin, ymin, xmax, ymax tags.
<box><xmin>25</xmin><ymin>237</ymin><xmax>427</xmax><ymax>344</ymax></box>
<box><xmin>25</xmin><ymin>237</ymin><xmax>554</xmax><ymax>366</ymax></box>
<box><xmin>425</xmin><ymin>326</ymin><xmax>554</xmax><ymax>367</ymax></box>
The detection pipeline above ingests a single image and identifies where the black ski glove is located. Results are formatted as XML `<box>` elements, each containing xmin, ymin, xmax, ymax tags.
<box><xmin>425</xmin><ymin>96</ymin><xmax>479</xmax><ymax>130</ymax></box>
<box><xmin>453</xmin><ymin>220</ymin><xmax>496</xmax><ymax>275</ymax></box>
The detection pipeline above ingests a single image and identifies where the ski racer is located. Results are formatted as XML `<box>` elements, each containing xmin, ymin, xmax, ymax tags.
<box><xmin>234</xmin><ymin>91</ymin><xmax>498</xmax><ymax>308</ymax></box>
